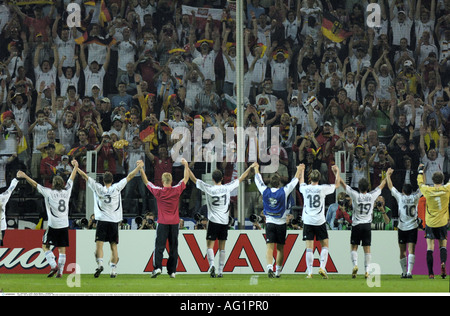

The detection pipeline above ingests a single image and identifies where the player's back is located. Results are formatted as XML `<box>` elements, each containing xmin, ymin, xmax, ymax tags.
<box><xmin>391</xmin><ymin>188</ymin><xmax>421</xmax><ymax>231</ymax></box>
<box><xmin>88</xmin><ymin>177</ymin><xmax>127</xmax><ymax>223</ymax></box>
<box><xmin>300</xmin><ymin>183</ymin><xmax>335</xmax><ymax>226</ymax></box>
<box><xmin>346</xmin><ymin>186</ymin><xmax>381</xmax><ymax>226</ymax></box>
<box><xmin>38</xmin><ymin>179</ymin><xmax>74</xmax><ymax>229</ymax></box>
<box><xmin>420</xmin><ymin>184</ymin><xmax>450</xmax><ymax>228</ymax></box>
<box><xmin>197</xmin><ymin>179</ymin><xmax>239</xmax><ymax>225</ymax></box>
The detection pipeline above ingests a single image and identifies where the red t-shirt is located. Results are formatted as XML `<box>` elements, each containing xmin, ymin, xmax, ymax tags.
<box><xmin>96</xmin><ymin>144</ymin><xmax>116</xmax><ymax>173</ymax></box>
<box><xmin>40</xmin><ymin>155</ymin><xmax>61</xmax><ymax>188</ymax></box>
<box><xmin>146</xmin><ymin>180</ymin><xmax>186</xmax><ymax>225</ymax></box>
<box><xmin>153</xmin><ymin>156</ymin><xmax>173</xmax><ymax>186</ymax></box>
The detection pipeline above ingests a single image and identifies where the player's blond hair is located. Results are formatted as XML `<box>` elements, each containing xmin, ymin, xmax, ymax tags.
<box><xmin>162</xmin><ymin>172</ymin><xmax>172</xmax><ymax>185</ymax></box>
<box><xmin>52</xmin><ymin>175</ymin><xmax>65</xmax><ymax>191</ymax></box>
<box><xmin>310</xmin><ymin>170</ymin><xmax>321</xmax><ymax>183</ymax></box>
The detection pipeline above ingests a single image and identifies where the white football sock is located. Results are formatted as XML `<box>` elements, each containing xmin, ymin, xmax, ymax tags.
<box><xmin>306</xmin><ymin>248</ymin><xmax>314</xmax><ymax>275</ymax></box>
<box><xmin>364</xmin><ymin>253</ymin><xmax>372</xmax><ymax>273</ymax></box>
<box><xmin>45</xmin><ymin>250</ymin><xmax>56</xmax><ymax>269</ymax></box>
<box><xmin>218</xmin><ymin>250</ymin><xmax>226</xmax><ymax>274</ymax></box>
<box><xmin>351</xmin><ymin>251</ymin><xmax>358</xmax><ymax>267</ymax></box>
<box><xmin>320</xmin><ymin>247</ymin><xmax>329</xmax><ymax>270</ymax></box>
<box><xmin>58</xmin><ymin>254</ymin><xmax>66</xmax><ymax>274</ymax></box>
<box><xmin>400</xmin><ymin>257</ymin><xmax>407</xmax><ymax>274</ymax></box>
<box><xmin>276</xmin><ymin>265</ymin><xmax>282</xmax><ymax>276</ymax></box>
<box><xmin>207</xmin><ymin>248</ymin><xmax>215</xmax><ymax>268</ymax></box>
<box><xmin>96</xmin><ymin>258</ymin><xmax>103</xmax><ymax>268</ymax></box>
<box><xmin>407</xmin><ymin>254</ymin><xmax>415</xmax><ymax>274</ymax></box>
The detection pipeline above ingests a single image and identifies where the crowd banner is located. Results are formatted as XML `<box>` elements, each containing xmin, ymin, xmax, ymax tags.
<box><xmin>7</xmin><ymin>0</ymin><xmax>54</xmax><ymax>5</ymax></box>
<box><xmin>1</xmin><ymin>230</ymin><xmax>447</xmax><ymax>276</ymax></box>
<box><xmin>181</xmin><ymin>5</ymin><xmax>223</xmax><ymax>29</ymax></box>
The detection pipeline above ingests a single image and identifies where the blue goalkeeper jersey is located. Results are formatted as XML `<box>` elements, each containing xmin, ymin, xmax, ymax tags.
<box><xmin>262</xmin><ymin>187</ymin><xmax>286</xmax><ymax>219</ymax></box>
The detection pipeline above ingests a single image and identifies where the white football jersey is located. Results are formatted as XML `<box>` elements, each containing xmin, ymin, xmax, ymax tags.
<box><xmin>346</xmin><ymin>186</ymin><xmax>382</xmax><ymax>226</ymax></box>
<box><xmin>37</xmin><ymin>179</ymin><xmax>73</xmax><ymax>229</ymax></box>
<box><xmin>196</xmin><ymin>179</ymin><xmax>239</xmax><ymax>225</ymax></box>
<box><xmin>0</xmin><ymin>179</ymin><xmax>19</xmax><ymax>230</ymax></box>
<box><xmin>300</xmin><ymin>183</ymin><xmax>335</xmax><ymax>226</ymax></box>
<box><xmin>88</xmin><ymin>177</ymin><xmax>128</xmax><ymax>223</ymax></box>
<box><xmin>391</xmin><ymin>187</ymin><xmax>421</xmax><ymax>231</ymax></box>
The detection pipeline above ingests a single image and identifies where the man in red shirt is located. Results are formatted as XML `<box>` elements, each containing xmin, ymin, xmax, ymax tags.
<box><xmin>40</xmin><ymin>144</ymin><xmax>61</xmax><ymax>188</ymax></box>
<box><xmin>95</xmin><ymin>132</ymin><xmax>119</xmax><ymax>174</ymax></box>
<box><xmin>146</xmin><ymin>145</ymin><xmax>173</xmax><ymax>186</ymax></box>
<box><xmin>137</xmin><ymin>158</ymin><xmax>189</xmax><ymax>278</ymax></box>
<box><xmin>12</xmin><ymin>5</ymin><xmax>54</xmax><ymax>42</ymax></box>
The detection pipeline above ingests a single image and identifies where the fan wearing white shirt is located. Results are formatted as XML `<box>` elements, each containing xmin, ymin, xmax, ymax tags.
<box><xmin>33</xmin><ymin>44</ymin><xmax>58</xmax><ymax>89</ymax></box>
<box><xmin>298</xmin><ymin>164</ymin><xmax>341</xmax><ymax>279</ymax></box>
<box><xmin>80</xmin><ymin>43</ymin><xmax>111</xmax><ymax>97</ymax></box>
<box><xmin>390</xmin><ymin>10</ymin><xmax>413</xmax><ymax>47</ymax></box>
<box><xmin>52</xmin><ymin>17</ymin><xmax>76</xmax><ymax>68</ymax></box>
<box><xmin>386</xmin><ymin>168</ymin><xmax>422</xmax><ymax>278</ymax></box>
<box><xmin>58</xmin><ymin>55</ymin><xmax>80</xmax><ymax>95</ymax></box>
<box><xmin>419</xmin><ymin>128</ymin><xmax>445</xmax><ymax>185</ymax></box>
<box><xmin>338</xmin><ymin>173</ymin><xmax>387</xmax><ymax>279</ymax></box>
<box><xmin>188</xmin><ymin>164</ymin><xmax>255</xmax><ymax>278</ymax></box>
<box><xmin>115</xmin><ymin>28</ymin><xmax>137</xmax><ymax>80</ymax></box>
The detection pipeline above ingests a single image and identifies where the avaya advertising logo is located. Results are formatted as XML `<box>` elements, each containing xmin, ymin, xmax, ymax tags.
<box><xmin>143</xmin><ymin>233</ymin><xmax>337</xmax><ymax>274</ymax></box>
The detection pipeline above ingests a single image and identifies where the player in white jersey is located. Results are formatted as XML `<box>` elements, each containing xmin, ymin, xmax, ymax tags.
<box><xmin>75</xmin><ymin>161</ymin><xmax>142</xmax><ymax>278</ymax></box>
<box><xmin>386</xmin><ymin>168</ymin><xmax>422</xmax><ymax>278</ymax></box>
<box><xmin>254</xmin><ymin>162</ymin><xmax>302</xmax><ymax>278</ymax></box>
<box><xmin>17</xmin><ymin>160</ymin><xmax>78</xmax><ymax>278</ymax></box>
<box><xmin>299</xmin><ymin>165</ymin><xmax>341</xmax><ymax>279</ymax></box>
<box><xmin>0</xmin><ymin>178</ymin><xmax>19</xmax><ymax>246</ymax></box>
<box><xmin>188</xmin><ymin>164</ymin><xmax>255</xmax><ymax>278</ymax></box>
<box><xmin>338</xmin><ymin>175</ymin><xmax>387</xmax><ymax>279</ymax></box>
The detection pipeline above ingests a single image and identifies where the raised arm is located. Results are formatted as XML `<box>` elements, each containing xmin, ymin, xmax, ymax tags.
<box><xmin>386</xmin><ymin>167</ymin><xmax>394</xmax><ymax>190</ymax></box>
<box><xmin>332</xmin><ymin>164</ymin><xmax>341</xmax><ymax>188</ymax></box>
<box><xmin>297</xmin><ymin>163</ymin><xmax>305</xmax><ymax>184</ymax></box>
<box><xmin>137</xmin><ymin>160</ymin><xmax>149</xmax><ymax>185</ymax></box>
<box><xmin>16</xmin><ymin>170</ymin><xmax>38</xmax><ymax>188</ymax></box>
<box><xmin>181</xmin><ymin>158</ymin><xmax>190</xmax><ymax>184</ymax></box>
<box><xmin>73</xmin><ymin>160</ymin><xmax>89</xmax><ymax>181</ymax></box>
<box><xmin>188</xmin><ymin>168</ymin><xmax>197</xmax><ymax>184</ymax></box>
<box><xmin>238</xmin><ymin>162</ymin><xmax>257</xmax><ymax>183</ymax></box>
<box><xmin>378</xmin><ymin>176</ymin><xmax>387</xmax><ymax>191</ymax></box>
<box><xmin>126</xmin><ymin>162</ymin><xmax>143</xmax><ymax>182</ymax></box>
<box><xmin>70</xmin><ymin>159</ymin><xmax>79</xmax><ymax>182</ymax></box>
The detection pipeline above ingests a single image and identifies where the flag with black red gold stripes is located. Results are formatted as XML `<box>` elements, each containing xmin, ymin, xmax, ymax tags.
<box><xmin>321</xmin><ymin>12</ymin><xmax>352</xmax><ymax>43</ymax></box>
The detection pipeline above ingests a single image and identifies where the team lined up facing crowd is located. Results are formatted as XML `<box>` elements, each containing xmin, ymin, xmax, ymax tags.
<box><xmin>1</xmin><ymin>0</ymin><xmax>450</xmax><ymax>220</ymax></box>
<box><xmin>3</xmin><ymin>154</ymin><xmax>447</xmax><ymax>280</ymax></box>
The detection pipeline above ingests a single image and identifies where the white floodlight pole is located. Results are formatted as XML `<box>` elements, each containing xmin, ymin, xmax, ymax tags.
<box><xmin>235</xmin><ymin>0</ymin><xmax>246</xmax><ymax>229</ymax></box>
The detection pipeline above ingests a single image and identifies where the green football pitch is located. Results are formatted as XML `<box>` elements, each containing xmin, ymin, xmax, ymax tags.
<box><xmin>0</xmin><ymin>273</ymin><xmax>448</xmax><ymax>294</ymax></box>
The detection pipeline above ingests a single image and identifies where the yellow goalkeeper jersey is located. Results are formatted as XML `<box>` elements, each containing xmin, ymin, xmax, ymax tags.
<box><xmin>417</xmin><ymin>174</ymin><xmax>450</xmax><ymax>228</ymax></box>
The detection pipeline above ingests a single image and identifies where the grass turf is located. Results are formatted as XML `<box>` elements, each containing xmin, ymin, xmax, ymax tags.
<box><xmin>0</xmin><ymin>273</ymin><xmax>448</xmax><ymax>294</ymax></box>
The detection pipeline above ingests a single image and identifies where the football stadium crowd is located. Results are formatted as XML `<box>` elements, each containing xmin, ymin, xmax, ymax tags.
<box><xmin>1</xmin><ymin>0</ymin><xmax>450</xmax><ymax>229</ymax></box>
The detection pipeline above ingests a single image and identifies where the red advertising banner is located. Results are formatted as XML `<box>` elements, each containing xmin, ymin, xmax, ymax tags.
<box><xmin>0</xmin><ymin>230</ymin><xmax>76</xmax><ymax>274</ymax></box>
<box><xmin>0</xmin><ymin>229</ymin><xmax>448</xmax><ymax>276</ymax></box>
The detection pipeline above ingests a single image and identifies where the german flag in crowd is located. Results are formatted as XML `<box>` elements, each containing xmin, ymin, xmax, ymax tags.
<box><xmin>139</xmin><ymin>124</ymin><xmax>156</xmax><ymax>143</ymax></box>
<box><xmin>75</xmin><ymin>32</ymin><xmax>117</xmax><ymax>46</ymax></box>
<box><xmin>321</xmin><ymin>12</ymin><xmax>352</xmax><ymax>43</ymax></box>
<box><xmin>99</xmin><ymin>0</ymin><xmax>111</xmax><ymax>27</ymax></box>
